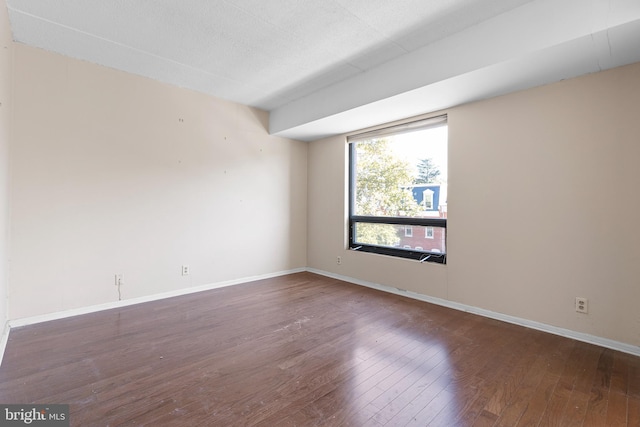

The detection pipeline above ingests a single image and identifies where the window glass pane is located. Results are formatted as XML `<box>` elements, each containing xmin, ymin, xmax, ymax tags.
<box><xmin>352</xmin><ymin>125</ymin><xmax>447</xmax><ymax>219</ymax></box>
<box><xmin>354</xmin><ymin>223</ymin><xmax>446</xmax><ymax>254</ymax></box>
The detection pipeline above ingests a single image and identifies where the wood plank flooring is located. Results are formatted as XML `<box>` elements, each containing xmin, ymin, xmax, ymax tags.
<box><xmin>0</xmin><ymin>272</ymin><xmax>639</xmax><ymax>426</ymax></box>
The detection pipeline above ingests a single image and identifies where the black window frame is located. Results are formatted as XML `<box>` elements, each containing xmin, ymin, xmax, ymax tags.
<box><xmin>347</xmin><ymin>116</ymin><xmax>447</xmax><ymax>264</ymax></box>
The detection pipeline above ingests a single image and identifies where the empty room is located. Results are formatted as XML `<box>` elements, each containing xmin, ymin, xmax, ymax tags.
<box><xmin>1</xmin><ymin>1</ymin><xmax>639</xmax><ymax>426</ymax></box>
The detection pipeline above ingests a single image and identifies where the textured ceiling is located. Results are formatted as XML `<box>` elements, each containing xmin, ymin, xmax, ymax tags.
<box><xmin>6</xmin><ymin>0</ymin><xmax>640</xmax><ymax>141</ymax></box>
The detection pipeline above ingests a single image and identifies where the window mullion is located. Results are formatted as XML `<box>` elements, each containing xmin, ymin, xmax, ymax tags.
<box><xmin>351</xmin><ymin>216</ymin><xmax>446</xmax><ymax>228</ymax></box>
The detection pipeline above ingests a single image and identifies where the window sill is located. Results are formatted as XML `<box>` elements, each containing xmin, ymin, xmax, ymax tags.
<box><xmin>349</xmin><ymin>244</ymin><xmax>446</xmax><ymax>264</ymax></box>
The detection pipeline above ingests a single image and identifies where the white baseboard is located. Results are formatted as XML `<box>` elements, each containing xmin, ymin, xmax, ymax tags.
<box><xmin>0</xmin><ymin>320</ymin><xmax>8</xmax><ymax>367</ymax></box>
<box><xmin>8</xmin><ymin>268</ymin><xmax>306</xmax><ymax>329</ymax></box>
<box><xmin>306</xmin><ymin>268</ymin><xmax>640</xmax><ymax>358</ymax></box>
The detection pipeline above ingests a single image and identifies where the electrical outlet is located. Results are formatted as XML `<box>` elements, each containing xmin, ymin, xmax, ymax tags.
<box><xmin>336</xmin><ymin>256</ymin><xmax>342</xmax><ymax>265</ymax></box>
<box><xmin>575</xmin><ymin>297</ymin><xmax>588</xmax><ymax>314</ymax></box>
<box><xmin>115</xmin><ymin>274</ymin><xmax>123</xmax><ymax>286</ymax></box>
<box><xmin>182</xmin><ymin>265</ymin><xmax>190</xmax><ymax>276</ymax></box>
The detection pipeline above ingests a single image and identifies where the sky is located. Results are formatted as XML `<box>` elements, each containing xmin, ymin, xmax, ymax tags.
<box><xmin>390</xmin><ymin>125</ymin><xmax>448</xmax><ymax>183</ymax></box>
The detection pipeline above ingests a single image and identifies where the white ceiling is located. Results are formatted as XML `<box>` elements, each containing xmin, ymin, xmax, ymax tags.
<box><xmin>6</xmin><ymin>0</ymin><xmax>640</xmax><ymax>141</ymax></box>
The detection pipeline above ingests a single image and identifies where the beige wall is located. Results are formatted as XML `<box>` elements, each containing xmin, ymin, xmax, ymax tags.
<box><xmin>9</xmin><ymin>44</ymin><xmax>307</xmax><ymax>319</ymax></box>
<box><xmin>308</xmin><ymin>62</ymin><xmax>640</xmax><ymax>347</ymax></box>
<box><xmin>0</xmin><ymin>0</ymin><xmax>11</xmax><ymax>330</ymax></box>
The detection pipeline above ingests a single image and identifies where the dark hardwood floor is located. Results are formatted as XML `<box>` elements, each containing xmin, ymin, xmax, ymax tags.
<box><xmin>1</xmin><ymin>272</ymin><xmax>638</xmax><ymax>426</ymax></box>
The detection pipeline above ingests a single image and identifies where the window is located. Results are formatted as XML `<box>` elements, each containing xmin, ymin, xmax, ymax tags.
<box><xmin>348</xmin><ymin>115</ymin><xmax>448</xmax><ymax>263</ymax></box>
<box><xmin>423</xmin><ymin>189</ymin><xmax>434</xmax><ymax>210</ymax></box>
<box><xmin>425</xmin><ymin>226</ymin><xmax>434</xmax><ymax>239</ymax></box>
